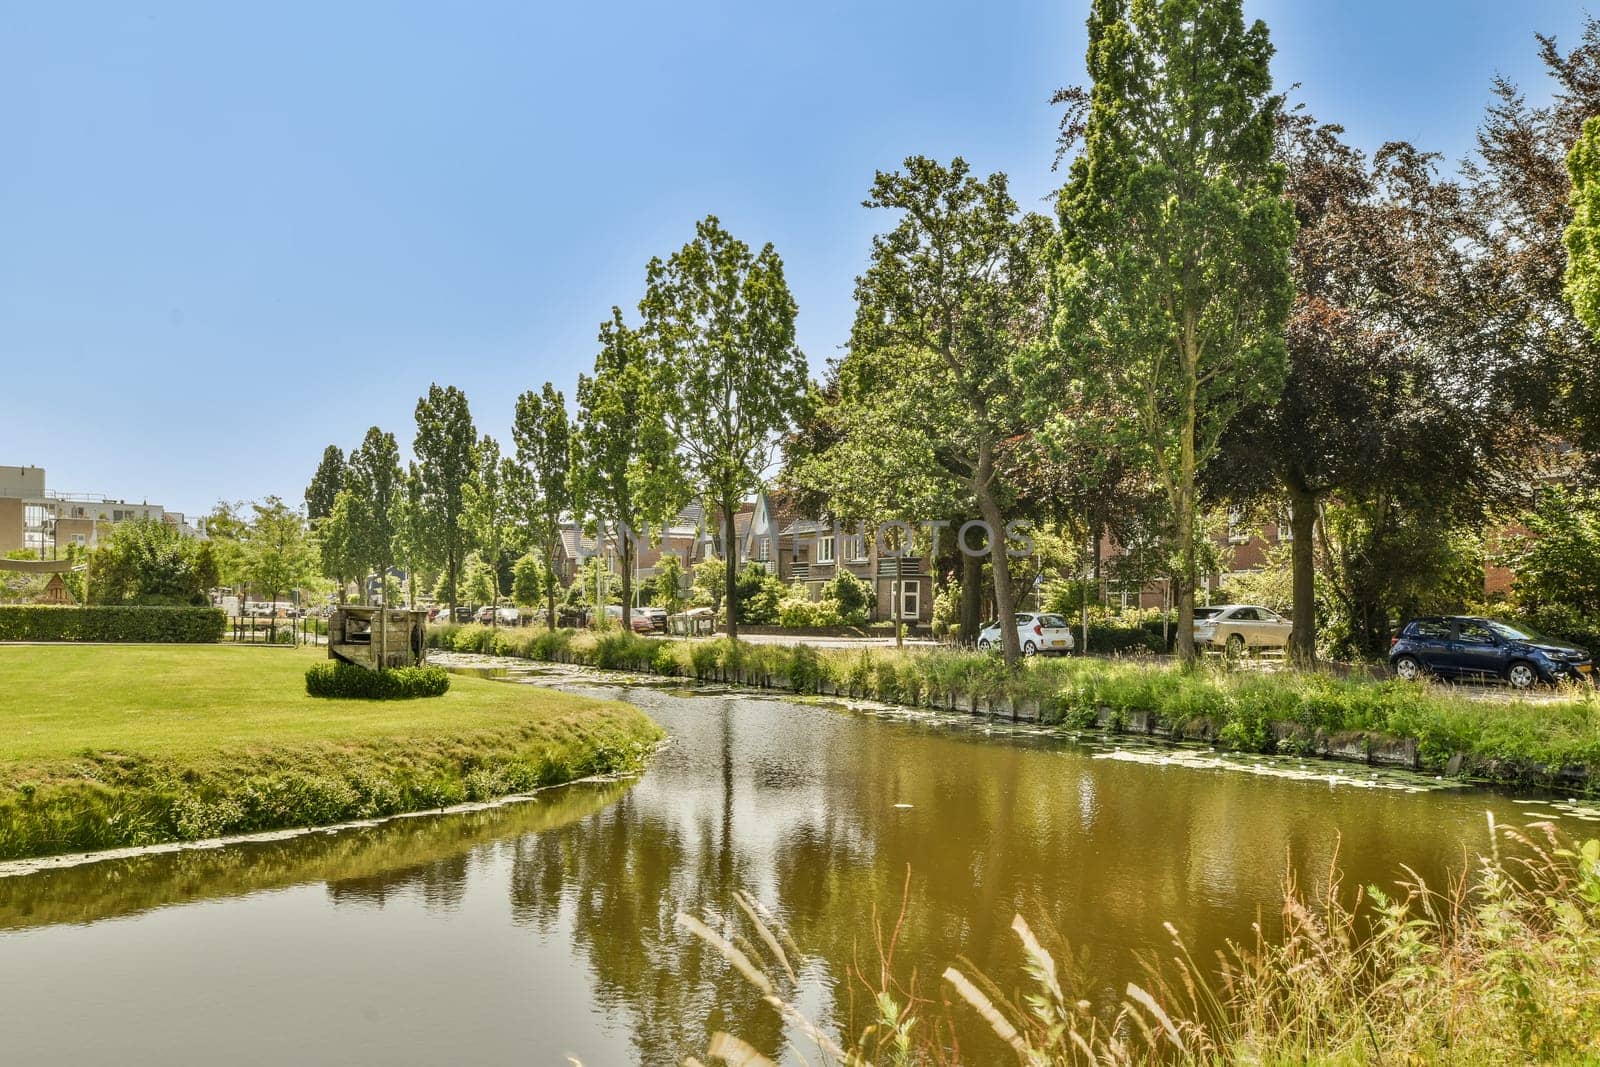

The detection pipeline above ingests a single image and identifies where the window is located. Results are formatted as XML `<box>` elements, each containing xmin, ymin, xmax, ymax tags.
<box><xmin>1456</xmin><ymin>620</ymin><xmax>1496</xmax><ymax>645</ymax></box>
<box><xmin>757</xmin><ymin>536</ymin><xmax>770</xmax><ymax>561</ymax></box>
<box><xmin>1277</xmin><ymin>523</ymin><xmax>1293</xmax><ymax>542</ymax></box>
<box><xmin>1410</xmin><ymin>620</ymin><xmax>1450</xmax><ymax>640</ymax></box>
<box><xmin>817</xmin><ymin>535</ymin><xmax>834</xmax><ymax>563</ymax></box>
<box><xmin>1227</xmin><ymin>509</ymin><xmax>1250</xmax><ymax>544</ymax></box>
<box><xmin>1230</xmin><ymin>607</ymin><xmax>1259</xmax><ymax>621</ymax></box>
<box><xmin>900</xmin><ymin>580</ymin><xmax>919</xmax><ymax>620</ymax></box>
<box><xmin>845</xmin><ymin>532</ymin><xmax>868</xmax><ymax>560</ymax></box>
<box><xmin>1040</xmin><ymin>614</ymin><xmax>1069</xmax><ymax>629</ymax></box>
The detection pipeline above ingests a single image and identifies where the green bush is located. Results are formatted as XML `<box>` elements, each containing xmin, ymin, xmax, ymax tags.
<box><xmin>305</xmin><ymin>662</ymin><xmax>450</xmax><ymax>700</ymax></box>
<box><xmin>823</xmin><ymin>570</ymin><xmax>874</xmax><ymax>626</ymax></box>
<box><xmin>733</xmin><ymin>564</ymin><xmax>786</xmax><ymax>625</ymax></box>
<box><xmin>0</xmin><ymin>605</ymin><xmax>226</xmax><ymax>642</ymax></box>
<box><xmin>777</xmin><ymin>596</ymin><xmax>846</xmax><ymax>629</ymax></box>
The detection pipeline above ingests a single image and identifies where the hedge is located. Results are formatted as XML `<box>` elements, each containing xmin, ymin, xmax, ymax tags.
<box><xmin>0</xmin><ymin>605</ymin><xmax>226</xmax><ymax>643</ymax></box>
<box><xmin>305</xmin><ymin>661</ymin><xmax>451</xmax><ymax>700</ymax></box>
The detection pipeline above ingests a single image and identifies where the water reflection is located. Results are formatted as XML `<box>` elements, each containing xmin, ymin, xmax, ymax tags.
<box><xmin>0</xmin><ymin>678</ymin><xmax>1566</xmax><ymax>1066</ymax></box>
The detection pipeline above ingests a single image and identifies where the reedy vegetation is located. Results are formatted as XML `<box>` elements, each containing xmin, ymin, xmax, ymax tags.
<box><xmin>430</xmin><ymin>625</ymin><xmax>1600</xmax><ymax>783</ymax></box>
<box><xmin>676</xmin><ymin>820</ymin><xmax>1600</xmax><ymax>1065</ymax></box>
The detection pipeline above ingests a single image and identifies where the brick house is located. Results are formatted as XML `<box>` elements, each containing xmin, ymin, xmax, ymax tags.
<box><xmin>770</xmin><ymin>509</ymin><xmax>932</xmax><ymax>626</ymax></box>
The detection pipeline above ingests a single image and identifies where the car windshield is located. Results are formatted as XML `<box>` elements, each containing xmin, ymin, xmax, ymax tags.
<box><xmin>1486</xmin><ymin>620</ymin><xmax>1549</xmax><ymax>643</ymax></box>
<box><xmin>1039</xmin><ymin>614</ymin><xmax>1068</xmax><ymax>629</ymax></box>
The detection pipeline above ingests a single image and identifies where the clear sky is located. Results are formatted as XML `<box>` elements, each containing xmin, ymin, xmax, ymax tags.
<box><xmin>0</xmin><ymin>1</ymin><xmax>1589</xmax><ymax>519</ymax></box>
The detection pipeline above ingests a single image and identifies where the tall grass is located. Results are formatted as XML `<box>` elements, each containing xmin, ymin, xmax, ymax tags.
<box><xmin>679</xmin><ymin>820</ymin><xmax>1600</xmax><ymax>1065</ymax></box>
<box><xmin>428</xmin><ymin>625</ymin><xmax>1600</xmax><ymax>786</ymax></box>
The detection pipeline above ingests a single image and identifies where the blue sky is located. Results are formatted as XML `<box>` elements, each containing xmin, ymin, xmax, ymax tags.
<box><xmin>0</xmin><ymin>1</ymin><xmax>1589</xmax><ymax>518</ymax></box>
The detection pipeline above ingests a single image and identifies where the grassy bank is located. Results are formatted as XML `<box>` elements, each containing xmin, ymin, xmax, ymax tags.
<box><xmin>0</xmin><ymin>779</ymin><xmax>631</xmax><ymax>928</ymax></box>
<box><xmin>432</xmin><ymin>624</ymin><xmax>1600</xmax><ymax>788</ymax></box>
<box><xmin>684</xmin><ymin>820</ymin><xmax>1600</xmax><ymax>1065</ymax></box>
<box><xmin>0</xmin><ymin>645</ymin><xmax>661</xmax><ymax>860</ymax></box>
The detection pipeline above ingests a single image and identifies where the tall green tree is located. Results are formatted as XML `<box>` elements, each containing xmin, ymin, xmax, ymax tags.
<box><xmin>1052</xmin><ymin>0</ymin><xmax>1296</xmax><ymax>664</ymax></box>
<box><xmin>511</xmin><ymin>551</ymin><xmax>553</xmax><ymax>610</ymax></box>
<box><xmin>413</xmin><ymin>384</ymin><xmax>478</xmax><ymax>616</ymax></box>
<box><xmin>316</xmin><ymin>489</ymin><xmax>361</xmax><ymax>604</ymax></box>
<box><xmin>574</xmin><ymin>307</ymin><xmax>687</xmax><ymax>630</ymax></box>
<box><xmin>242</xmin><ymin>496</ymin><xmax>316</xmax><ymax>619</ymax></box>
<box><xmin>390</xmin><ymin>462</ymin><xmax>434</xmax><ymax>608</ymax></box>
<box><xmin>346</xmin><ymin>426</ymin><xmax>402</xmax><ymax>603</ymax></box>
<box><xmin>513</xmin><ymin>382</ymin><xmax>573</xmax><ymax>631</ymax></box>
<box><xmin>465</xmin><ymin>434</ymin><xmax>517</xmax><ymax>625</ymax></box>
<box><xmin>640</xmin><ymin>216</ymin><xmax>807</xmax><ymax>639</ymax></box>
<box><xmin>837</xmin><ymin>156</ymin><xmax>1053</xmax><ymax>665</ymax></box>
<box><xmin>202</xmin><ymin>500</ymin><xmax>249</xmax><ymax>595</ymax></box>
<box><xmin>1565</xmin><ymin>114</ymin><xmax>1600</xmax><ymax>338</ymax></box>
<box><xmin>653</xmin><ymin>553</ymin><xmax>686</xmax><ymax>618</ymax></box>
<box><xmin>304</xmin><ymin>445</ymin><xmax>346</xmax><ymax>523</ymax></box>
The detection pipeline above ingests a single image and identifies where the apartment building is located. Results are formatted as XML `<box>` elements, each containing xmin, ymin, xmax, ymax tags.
<box><xmin>0</xmin><ymin>465</ymin><xmax>202</xmax><ymax>557</ymax></box>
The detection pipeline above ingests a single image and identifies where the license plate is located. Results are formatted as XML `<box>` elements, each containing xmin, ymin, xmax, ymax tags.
<box><xmin>1580</xmin><ymin>664</ymin><xmax>1592</xmax><ymax>674</ymax></box>
<box><xmin>1052</xmin><ymin>640</ymin><xmax>1066</xmax><ymax>647</ymax></box>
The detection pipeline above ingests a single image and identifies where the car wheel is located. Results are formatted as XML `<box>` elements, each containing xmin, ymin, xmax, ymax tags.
<box><xmin>1225</xmin><ymin>633</ymin><xmax>1246</xmax><ymax>657</ymax></box>
<box><xmin>978</xmin><ymin>639</ymin><xmax>993</xmax><ymax>651</ymax></box>
<box><xmin>1393</xmin><ymin>654</ymin><xmax>1423</xmax><ymax>682</ymax></box>
<box><xmin>1506</xmin><ymin>660</ymin><xmax>1538</xmax><ymax>690</ymax></box>
<box><xmin>1022</xmin><ymin>641</ymin><xmax>1038</xmax><ymax>657</ymax></box>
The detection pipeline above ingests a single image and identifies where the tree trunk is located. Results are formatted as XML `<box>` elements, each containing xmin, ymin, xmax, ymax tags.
<box><xmin>447</xmin><ymin>547</ymin><xmax>459</xmax><ymax>620</ymax></box>
<box><xmin>620</xmin><ymin>531</ymin><xmax>634</xmax><ymax>632</ymax></box>
<box><xmin>975</xmin><ymin>483</ymin><xmax>1020</xmax><ymax>668</ymax></box>
<box><xmin>1082</xmin><ymin>527</ymin><xmax>1096</xmax><ymax>656</ymax></box>
<box><xmin>1286</xmin><ymin>480</ymin><xmax>1318</xmax><ymax>669</ymax></box>
<box><xmin>722</xmin><ymin>499</ymin><xmax>739</xmax><ymax>640</ymax></box>
<box><xmin>545</xmin><ymin>541</ymin><xmax>558</xmax><ymax>631</ymax></box>
<box><xmin>960</xmin><ymin>549</ymin><xmax>981</xmax><ymax>647</ymax></box>
<box><xmin>1174</xmin><ymin>370</ymin><xmax>1199</xmax><ymax>667</ymax></box>
<box><xmin>1175</xmin><ymin>503</ymin><xmax>1196</xmax><ymax>666</ymax></box>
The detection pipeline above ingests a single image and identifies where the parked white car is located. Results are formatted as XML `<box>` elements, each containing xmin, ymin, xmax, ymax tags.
<box><xmin>978</xmin><ymin>612</ymin><xmax>1076</xmax><ymax>656</ymax></box>
<box><xmin>1192</xmin><ymin>604</ymin><xmax>1293</xmax><ymax>653</ymax></box>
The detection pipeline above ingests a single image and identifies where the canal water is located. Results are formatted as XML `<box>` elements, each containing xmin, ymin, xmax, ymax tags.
<box><xmin>1</xmin><ymin>669</ymin><xmax>1594</xmax><ymax>1065</ymax></box>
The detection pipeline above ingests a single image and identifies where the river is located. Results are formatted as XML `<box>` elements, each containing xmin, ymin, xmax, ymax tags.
<box><xmin>1</xmin><ymin>666</ymin><xmax>1594</xmax><ymax>1065</ymax></box>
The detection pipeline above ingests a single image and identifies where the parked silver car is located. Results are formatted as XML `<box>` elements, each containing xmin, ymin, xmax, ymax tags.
<box><xmin>1192</xmin><ymin>604</ymin><xmax>1294</xmax><ymax>653</ymax></box>
<box><xmin>978</xmin><ymin>612</ymin><xmax>1076</xmax><ymax>656</ymax></box>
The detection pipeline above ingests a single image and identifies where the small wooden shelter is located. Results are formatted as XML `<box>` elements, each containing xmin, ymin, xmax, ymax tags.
<box><xmin>328</xmin><ymin>606</ymin><xmax>430</xmax><ymax>670</ymax></box>
<box><xmin>39</xmin><ymin>573</ymin><xmax>73</xmax><ymax>604</ymax></box>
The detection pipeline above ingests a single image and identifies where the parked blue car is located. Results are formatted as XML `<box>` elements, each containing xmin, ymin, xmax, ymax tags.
<box><xmin>1389</xmin><ymin>616</ymin><xmax>1592</xmax><ymax>689</ymax></box>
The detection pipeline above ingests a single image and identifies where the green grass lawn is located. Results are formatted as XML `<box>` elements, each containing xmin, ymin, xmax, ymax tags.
<box><xmin>0</xmin><ymin>644</ymin><xmax>631</xmax><ymax>763</ymax></box>
<box><xmin>0</xmin><ymin>644</ymin><xmax>662</xmax><ymax>860</ymax></box>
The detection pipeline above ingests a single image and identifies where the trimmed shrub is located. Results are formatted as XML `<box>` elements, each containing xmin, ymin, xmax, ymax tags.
<box><xmin>305</xmin><ymin>662</ymin><xmax>450</xmax><ymax>700</ymax></box>
<box><xmin>0</xmin><ymin>605</ymin><xmax>226</xmax><ymax>643</ymax></box>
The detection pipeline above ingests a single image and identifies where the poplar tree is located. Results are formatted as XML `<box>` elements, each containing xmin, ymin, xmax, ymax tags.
<box><xmin>304</xmin><ymin>445</ymin><xmax>346</xmax><ymax>524</ymax></box>
<box><xmin>466</xmin><ymin>434</ymin><xmax>517</xmax><ymax>625</ymax></box>
<box><xmin>574</xmin><ymin>307</ymin><xmax>686</xmax><ymax>630</ymax></box>
<box><xmin>1053</xmin><ymin>0</ymin><xmax>1295</xmax><ymax>664</ymax></box>
<box><xmin>413</xmin><ymin>384</ymin><xmax>478</xmax><ymax>616</ymax></box>
<box><xmin>346</xmin><ymin>426</ymin><xmax>402</xmax><ymax>603</ymax></box>
<box><xmin>513</xmin><ymin>382</ymin><xmax>573</xmax><ymax>631</ymax></box>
